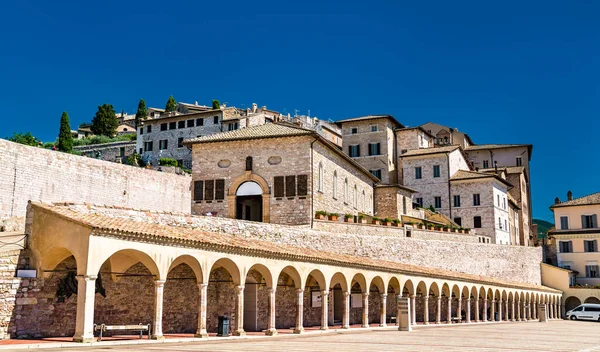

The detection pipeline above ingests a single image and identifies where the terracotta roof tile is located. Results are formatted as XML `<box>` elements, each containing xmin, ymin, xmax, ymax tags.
<box><xmin>399</xmin><ymin>145</ymin><xmax>459</xmax><ymax>157</ymax></box>
<box><xmin>183</xmin><ymin>122</ymin><xmax>313</xmax><ymax>145</ymax></box>
<box><xmin>551</xmin><ymin>192</ymin><xmax>600</xmax><ymax>208</ymax></box>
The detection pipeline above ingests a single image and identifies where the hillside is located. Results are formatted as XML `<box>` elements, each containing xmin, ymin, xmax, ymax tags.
<box><xmin>533</xmin><ymin>219</ymin><xmax>554</xmax><ymax>238</ymax></box>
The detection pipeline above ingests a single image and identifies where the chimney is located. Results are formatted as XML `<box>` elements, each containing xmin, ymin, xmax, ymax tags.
<box><xmin>567</xmin><ymin>190</ymin><xmax>573</xmax><ymax>201</ymax></box>
<box><xmin>262</xmin><ymin>105</ymin><xmax>267</xmax><ymax>111</ymax></box>
<box><xmin>554</xmin><ymin>197</ymin><xmax>561</xmax><ymax>205</ymax></box>
<box><xmin>494</xmin><ymin>160</ymin><xmax>498</xmax><ymax>173</ymax></box>
<box><xmin>252</xmin><ymin>103</ymin><xmax>257</xmax><ymax>113</ymax></box>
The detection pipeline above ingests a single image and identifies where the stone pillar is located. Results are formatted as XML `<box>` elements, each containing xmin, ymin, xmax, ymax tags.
<box><xmin>294</xmin><ymin>289</ymin><xmax>304</xmax><ymax>334</ymax></box>
<box><xmin>320</xmin><ymin>290</ymin><xmax>329</xmax><ymax>330</ymax></box>
<box><xmin>446</xmin><ymin>296</ymin><xmax>452</xmax><ymax>324</ymax></box>
<box><xmin>195</xmin><ymin>283</ymin><xmax>208</xmax><ymax>338</ymax></box>
<box><xmin>380</xmin><ymin>293</ymin><xmax>387</xmax><ymax>327</ymax></box>
<box><xmin>482</xmin><ymin>299</ymin><xmax>488</xmax><ymax>322</ymax></box>
<box><xmin>511</xmin><ymin>300</ymin><xmax>516</xmax><ymax>322</ymax></box>
<box><xmin>151</xmin><ymin>280</ymin><xmax>166</xmax><ymax>339</ymax></box>
<box><xmin>516</xmin><ymin>300</ymin><xmax>521</xmax><ymax>321</ymax></box>
<box><xmin>457</xmin><ymin>297</ymin><xmax>463</xmax><ymax>323</ymax></box>
<box><xmin>397</xmin><ymin>296</ymin><xmax>411</xmax><ymax>331</ymax></box>
<box><xmin>474</xmin><ymin>298</ymin><xmax>480</xmax><ymax>322</ymax></box>
<box><xmin>555</xmin><ymin>302</ymin><xmax>559</xmax><ymax>319</ymax></box>
<box><xmin>410</xmin><ymin>295</ymin><xmax>416</xmax><ymax>325</ymax></box>
<box><xmin>423</xmin><ymin>296</ymin><xmax>429</xmax><ymax>325</ymax></box>
<box><xmin>73</xmin><ymin>275</ymin><xmax>97</xmax><ymax>343</ymax></box>
<box><xmin>498</xmin><ymin>300</ymin><xmax>503</xmax><ymax>322</ymax></box>
<box><xmin>559</xmin><ymin>303</ymin><xmax>563</xmax><ymax>319</ymax></box>
<box><xmin>265</xmin><ymin>288</ymin><xmax>277</xmax><ymax>336</ymax></box>
<box><xmin>361</xmin><ymin>292</ymin><xmax>369</xmax><ymax>328</ymax></box>
<box><xmin>521</xmin><ymin>300</ymin><xmax>526</xmax><ymax>321</ymax></box>
<box><xmin>342</xmin><ymin>291</ymin><xmax>350</xmax><ymax>329</ymax></box>
<box><xmin>504</xmin><ymin>300</ymin><xmax>509</xmax><ymax>321</ymax></box>
<box><xmin>234</xmin><ymin>285</ymin><xmax>246</xmax><ymax>336</ymax></box>
<box><xmin>491</xmin><ymin>300</ymin><xmax>496</xmax><ymax>321</ymax></box>
<box><xmin>435</xmin><ymin>297</ymin><xmax>442</xmax><ymax>324</ymax></box>
<box><xmin>465</xmin><ymin>298</ymin><xmax>471</xmax><ymax>323</ymax></box>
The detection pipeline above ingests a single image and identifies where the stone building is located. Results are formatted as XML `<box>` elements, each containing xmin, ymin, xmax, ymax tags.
<box><xmin>420</xmin><ymin>122</ymin><xmax>474</xmax><ymax>149</ymax></box>
<box><xmin>74</xmin><ymin>141</ymin><xmax>136</xmax><ymax>163</ymax></box>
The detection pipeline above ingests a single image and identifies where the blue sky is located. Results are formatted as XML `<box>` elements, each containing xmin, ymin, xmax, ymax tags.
<box><xmin>1</xmin><ymin>1</ymin><xmax>598</xmax><ymax>221</ymax></box>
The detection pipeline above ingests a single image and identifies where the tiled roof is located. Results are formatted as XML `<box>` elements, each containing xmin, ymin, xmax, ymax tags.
<box><xmin>335</xmin><ymin>115</ymin><xmax>404</xmax><ymax>127</ymax></box>
<box><xmin>465</xmin><ymin>144</ymin><xmax>533</xmax><ymax>160</ymax></box>
<box><xmin>30</xmin><ymin>202</ymin><xmax>558</xmax><ymax>293</ymax></box>
<box><xmin>450</xmin><ymin>170</ymin><xmax>513</xmax><ymax>189</ymax></box>
<box><xmin>399</xmin><ymin>145</ymin><xmax>459</xmax><ymax>157</ymax></box>
<box><xmin>505</xmin><ymin>166</ymin><xmax>525</xmax><ymax>174</ymax></box>
<box><xmin>551</xmin><ymin>192</ymin><xmax>600</xmax><ymax>209</ymax></box>
<box><xmin>184</xmin><ymin>122</ymin><xmax>313</xmax><ymax>145</ymax></box>
<box><xmin>395</xmin><ymin>126</ymin><xmax>435</xmax><ymax>139</ymax></box>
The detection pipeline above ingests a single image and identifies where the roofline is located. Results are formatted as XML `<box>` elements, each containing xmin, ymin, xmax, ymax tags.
<box><xmin>540</xmin><ymin>262</ymin><xmax>573</xmax><ymax>273</ymax></box>
<box><xmin>335</xmin><ymin>115</ymin><xmax>405</xmax><ymax>128</ymax></box>
<box><xmin>399</xmin><ymin>146</ymin><xmax>460</xmax><ymax>158</ymax></box>
<box><xmin>467</xmin><ymin>144</ymin><xmax>533</xmax><ymax>160</ymax></box>
<box><xmin>550</xmin><ymin>202</ymin><xmax>600</xmax><ymax>210</ymax></box>
<box><xmin>141</xmin><ymin>109</ymin><xmax>224</xmax><ymax>124</ymax></box>
<box><xmin>313</xmin><ymin>134</ymin><xmax>380</xmax><ymax>183</ymax></box>
<box><xmin>395</xmin><ymin>126</ymin><xmax>435</xmax><ymax>139</ymax></box>
<box><xmin>374</xmin><ymin>184</ymin><xmax>417</xmax><ymax>193</ymax></box>
<box><xmin>450</xmin><ymin>172</ymin><xmax>514</xmax><ymax>190</ymax></box>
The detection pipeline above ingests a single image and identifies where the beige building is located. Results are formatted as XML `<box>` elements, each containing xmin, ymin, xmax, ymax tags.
<box><xmin>420</xmin><ymin>122</ymin><xmax>473</xmax><ymax>149</ymax></box>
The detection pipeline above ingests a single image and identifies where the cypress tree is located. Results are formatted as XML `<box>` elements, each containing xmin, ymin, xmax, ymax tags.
<box><xmin>134</xmin><ymin>99</ymin><xmax>147</xmax><ymax>127</ymax></box>
<box><xmin>212</xmin><ymin>100</ymin><xmax>220</xmax><ymax>110</ymax></box>
<box><xmin>57</xmin><ymin>111</ymin><xmax>73</xmax><ymax>152</ymax></box>
<box><xmin>165</xmin><ymin>95</ymin><xmax>177</xmax><ymax>113</ymax></box>
<box><xmin>91</xmin><ymin>104</ymin><xmax>118</xmax><ymax>137</ymax></box>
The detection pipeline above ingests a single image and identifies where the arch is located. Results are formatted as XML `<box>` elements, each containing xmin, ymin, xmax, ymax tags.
<box><xmin>470</xmin><ymin>286</ymin><xmax>479</xmax><ymax>299</ymax></box>
<box><xmin>461</xmin><ymin>285</ymin><xmax>470</xmax><ymax>299</ymax></box>
<box><xmin>501</xmin><ymin>290</ymin><xmax>508</xmax><ymax>301</ymax></box>
<box><xmin>402</xmin><ymin>279</ymin><xmax>416</xmax><ymax>296</ymax></box>
<box><xmin>486</xmin><ymin>288</ymin><xmax>494</xmax><ymax>300</ymax></box>
<box><xmin>353</xmin><ymin>184</ymin><xmax>358</xmax><ymax>208</ymax></box>
<box><xmin>388</xmin><ymin>277</ymin><xmax>401</xmax><ymax>294</ymax></box>
<box><xmin>564</xmin><ymin>296</ymin><xmax>581</xmax><ymax>311</ymax></box>
<box><xmin>318</xmin><ymin>162</ymin><xmax>324</xmax><ymax>192</ymax></box>
<box><xmin>97</xmin><ymin>249</ymin><xmax>160</xmax><ymax>279</ymax></box>
<box><xmin>228</xmin><ymin>172</ymin><xmax>269</xmax><ymax>197</ymax></box>
<box><xmin>332</xmin><ymin>170</ymin><xmax>338</xmax><ymax>199</ymax></box>
<box><xmin>167</xmin><ymin>255</ymin><xmax>204</xmax><ymax>283</ymax></box>
<box><xmin>416</xmin><ymin>281</ymin><xmax>428</xmax><ymax>297</ymax></box>
<box><xmin>236</xmin><ymin>181</ymin><xmax>263</xmax><ymax>196</ymax></box>
<box><xmin>209</xmin><ymin>257</ymin><xmax>242</xmax><ymax>285</ymax></box>
<box><xmin>41</xmin><ymin>246</ymin><xmax>80</xmax><ymax>275</ymax></box>
<box><xmin>451</xmin><ymin>284</ymin><xmax>461</xmax><ymax>298</ymax></box>
<box><xmin>277</xmin><ymin>266</ymin><xmax>303</xmax><ymax>289</ymax></box>
<box><xmin>369</xmin><ymin>276</ymin><xmax>386</xmax><ymax>293</ymax></box>
<box><xmin>305</xmin><ymin>269</ymin><xmax>327</xmax><ymax>291</ymax></box>
<box><xmin>584</xmin><ymin>296</ymin><xmax>600</xmax><ymax>304</ymax></box>
<box><xmin>494</xmin><ymin>289</ymin><xmax>501</xmax><ymax>302</ymax></box>
<box><xmin>429</xmin><ymin>282</ymin><xmax>440</xmax><ymax>297</ymax></box>
<box><xmin>330</xmin><ymin>272</ymin><xmax>349</xmax><ymax>292</ymax></box>
<box><xmin>351</xmin><ymin>273</ymin><xmax>368</xmax><ymax>293</ymax></box>
<box><xmin>245</xmin><ymin>263</ymin><xmax>274</xmax><ymax>288</ymax></box>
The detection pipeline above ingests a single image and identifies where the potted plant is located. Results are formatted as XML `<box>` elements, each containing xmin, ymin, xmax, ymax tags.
<box><xmin>458</xmin><ymin>227</ymin><xmax>464</xmax><ymax>234</ymax></box>
<box><xmin>372</xmin><ymin>216</ymin><xmax>381</xmax><ymax>225</ymax></box>
<box><xmin>427</xmin><ymin>223</ymin><xmax>435</xmax><ymax>230</ymax></box>
<box><xmin>383</xmin><ymin>218</ymin><xmax>393</xmax><ymax>226</ymax></box>
<box><xmin>315</xmin><ymin>210</ymin><xmax>327</xmax><ymax>220</ymax></box>
<box><xmin>344</xmin><ymin>214</ymin><xmax>354</xmax><ymax>223</ymax></box>
<box><xmin>464</xmin><ymin>228</ymin><xmax>471</xmax><ymax>234</ymax></box>
<box><xmin>328</xmin><ymin>212</ymin><xmax>339</xmax><ymax>221</ymax></box>
<box><xmin>442</xmin><ymin>225</ymin><xmax>450</xmax><ymax>232</ymax></box>
<box><xmin>417</xmin><ymin>223</ymin><xmax>425</xmax><ymax>229</ymax></box>
<box><xmin>451</xmin><ymin>227</ymin><xmax>457</xmax><ymax>233</ymax></box>
<box><xmin>358</xmin><ymin>215</ymin><xmax>367</xmax><ymax>224</ymax></box>
<box><xmin>392</xmin><ymin>219</ymin><xmax>402</xmax><ymax>227</ymax></box>
<box><xmin>435</xmin><ymin>225</ymin><xmax>443</xmax><ymax>231</ymax></box>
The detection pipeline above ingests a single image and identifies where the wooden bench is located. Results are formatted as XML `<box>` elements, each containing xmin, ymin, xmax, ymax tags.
<box><xmin>451</xmin><ymin>317</ymin><xmax>461</xmax><ymax>323</ymax></box>
<box><xmin>94</xmin><ymin>323</ymin><xmax>151</xmax><ymax>341</ymax></box>
<box><xmin>387</xmin><ymin>316</ymin><xmax>397</xmax><ymax>324</ymax></box>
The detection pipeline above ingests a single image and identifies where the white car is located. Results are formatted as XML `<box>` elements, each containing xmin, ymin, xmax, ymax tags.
<box><xmin>566</xmin><ymin>303</ymin><xmax>600</xmax><ymax>321</ymax></box>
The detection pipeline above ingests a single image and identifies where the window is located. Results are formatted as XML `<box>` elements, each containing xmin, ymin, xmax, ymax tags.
<box><xmin>584</xmin><ymin>240</ymin><xmax>598</xmax><ymax>252</ymax></box>
<box><xmin>196</xmin><ymin>118</ymin><xmax>204</xmax><ymax>126</ymax></box>
<box><xmin>169</xmin><ymin>122</ymin><xmax>176</xmax><ymax>130</ymax></box>
<box><xmin>178</xmin><ymin>120</ymin><xmax>185</xmax><ymax>129</ymax></box>
<box><xmin>483</xmin><ymin>160</ymin><xmax>489</xmax><ymax>168</ymax></box>
<box><xmin>139</xmin><ymin>127</ymin><xmax>144</xmax><ymax>135</ymax></box>
<box><xmin>351</xmin><ymin>127</ymin><xmax>358</xmax><ymax>134</ymax></box>
<box><xmin>415</xmin><ymin>197</ymin><xmax>423</xmax><ymax>207</ymax></box>
<box><xmin>139</xmin><ymin>148</ymin><xmax>143</xmax><ymax>154</ymax></box>
<box><xmin>119</xmin><ymin>147</ymin><xmax>125</xmax><ymax>157</ymax></box>
<box><xmin>559</xmin><ymin>241</ymin><xmax>572</xmax><ymax>253</ymax></box>
<box><xmin>204</xmin><ymin>180</ymin><xmax>214</xmax><ymax>200</ymax></box>
<box><xmin>193</xmin><ymin>181</ymin><xmax>204</xmax><ymax>201</ymax></box>
<box><xmin>370</xmin><ymin>169</ymin><xmax>382</xmax><ymax>180</ymax></box>
<box><xmin>560</xmin><ymin>216</ymin><xmax>569</xmax><ymax>230</ymax></box>
<box><xmin>344</xmin><ymin>179</ymin><xmax>349</xmax><ymax>203</ymax></box>
<box><xmin>159</xmin><ymin>140</ymin><xmax>168</xmax><ymax>150</ymax></box>
<box><xmin>144</xmin><ymin>141</ymin><xmax>153</xmax><ymax>152</ymax></box>
<box><xmin>497</xmin><ymin>195</ymin><xmax>500</xmax><ymax>206</ymax></box>
<box><xmin>370</xmin><ymin>125</ymin><xmax>378</xmax><ymax>132</ymax></box>
<box><xmin>187</xmin><ymin>119</ymin><xmax>194</xmax><ymax>128</ymax></box>
<box><xmin>147</xmin><ymin>125</ymin><xmax>152</xmax><ymax>133</ymax></box>
<box><xmin>368</xmin><ymin>143</ymin><xmax>381</xmax><ymax>156</ymax></box>
<box><xmin>177</xmin><ymin>137</ymin><xmax>184</xmax><ymax>148</ymax></box>
<box><xmin>349</xmin><ymin>145</ymin><xmax>360</xmax><ymax>157</ymax></box>
<box><xmin>503</xmin><ymin>198</ymin><xmax>506</xmax><ymax>209</ymax></box>
<box><xmin>415</xmin><ymin>167</ymin><xmax>422</xmax><ymax>179</ymax></box>
<box><xmin>582</xmin><ymin>215</ymin><xmax>597</xmax><ymax>229</ymax></box>
<box><xmin>474</xmin><ymin>216</ymin><xmax>482</xmax><ymax>228</ymax></box>
<box><xmin>402</xmin><ymin>197</ymin><xmax>407</xmax><ymax>214</ymax></box>
<box><xmin>160</xmin><ymin>123</ymin><xmax>167</xmax><ymax>131</ymax></box>
<box><xmin>454</xmin><ymin>217</ymin><xmax>462</xmax><ymax>226</ymax></box>
<box><xmin>498</xmin><ymin>217</ymin><xmax>502</xmax><ymax>229</ymax></box>
<box><xmin>215</xmin><ymin>179</ymin><xmax>225</xmax><ymax>200</ymax></box>
<box><xmin>332</xmin><ymin>171</ymin><xmax>338</xmax><ymax>199</ymax></box>
<box><xmin>286</xmin><ymin>176</ymin><xmax>296</xmax><ymax>197</ymax></box>
<box><xmin>473</xmin><ymin>194</ymin><xmax>481</xmax><ymax>206</ymax></box>
<box><xmin>317</xmin><ymin>163</ymin><xmax>324</xmax><ymax>192</ymax></box>
<box><xmin>274</xmin><ymin>176</ymin><xmax>284</xmax><ymax>198</ymax></box>
<box><xmin>586</xmin><ymin>265</ymin><xmax>599</xmax><ymax>278</ymax></box>
<box><xmin>433</xmin><ymin>165</ymin><xmax>440</xmax><ymax>178</ymax></box>
<box><xmin>354</xmin><ymin>185</ymin><xmax>358</xmax><ymax>208</ymax></box>
<box><xmin>297</xmin><ymin>175</ymin><xmax>308</xmax><ymax>196</ymax></box>
<box><xmin>228</xmin><ymin>122</ymin><xmax>239</xmax><ymax>131</ymax></box>
<box><xmin>516</xmin><ymin>156</ymin><xmax>522</xmax><ymax>166</ymax></box>
<box><xmin>434</xmin><ymin>196</ymin><xmax>442</xmax><ymax>209</ymax></box>
<box><xmin>453</xmin><ymin>195</ymin><xmax>461</xmax><ymax>207</ymax></box>
<box><xmin>213</xmin><ymin>116</ymin><xmax>219</xmax><ymax>124</ymax></box>
<box><xmin>505</xmin><ymin>220</ymin><xmax>508</xmax><ymax>231</ymax></box>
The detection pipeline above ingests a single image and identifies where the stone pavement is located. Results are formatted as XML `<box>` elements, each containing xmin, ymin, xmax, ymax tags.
<box><xmin>1</xmin><ymin>321</ymin><xmax>600</xmax><ymax>352</ymax></box>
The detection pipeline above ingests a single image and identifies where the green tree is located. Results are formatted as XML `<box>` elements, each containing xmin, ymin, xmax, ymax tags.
<box><xmin>165</xmin><ymin>95</ymin><xmax>177</xmax><ymax>113</ymax></box>
<box><xmin>91</xmin><ymin>104</ymin><xmax>118</xmax><ymax>137</ymax></box>
<box><xmin>57</xmin><ymin>111</ymin><xmax>73</xmax><ymax>152</ymax></box>
<box><xmin>212</xmin><ymin>99</ymin><xmax>220</xmax><ymax>110</ymax></box>
<box><xmin>6</xmin><ymin>132</ymin><xmax>41</xmax><ymax>147</ymax></box>
<box><xmin>134</xmin><ymin>99</ymin><xmax>147</xmax><ymax>127</ymax></box>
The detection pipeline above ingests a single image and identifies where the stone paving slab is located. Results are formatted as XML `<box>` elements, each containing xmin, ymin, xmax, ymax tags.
<box><xmin>1</xmin><ymin>321</ymin><xmax>599</xmax><ymax>352</ymax></box>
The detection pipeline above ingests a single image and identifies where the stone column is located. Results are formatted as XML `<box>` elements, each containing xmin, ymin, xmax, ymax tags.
<box><xmin>446</xmin><ymin>296</ymin><xmax>452</xmax><ymax>324</ymax></box>
<box><xmin>521</xmin><ymin>300</ymin><xmax>526</xmax><ymax>321</ymax></box>
<box><xmin>498</xmin><ymin>300</ymin><xmax>503</xmax><ymax>322</ymax></box>
<box><xmin>555</xmin><ymin>303</ymin><xmax>559</xmax><ymax>319</ymax></box>
<box><xmin>342</xmin><ymin>292</ymin><xmax>350</xmax><ymax>329</ymax></box>
<box><xmin>195</xmin><ymin>283</ymin><xmax>208</xmax><ymax>338</ymax></box>
<box><xmin>234</xmin><ymin>285</ymin><xmax>246</xmax><ymax>336</ymax></box>
<box><xmin>435</xmin><ymin>297</ymin><xmax>441</xmax><ymax>324</ymax></box>
<box><xmin>379</xmin><ymin>293</ymin><xmax>387</xmax><ymax>327</ymax></box>
<box><xmin>73</xmin><ymin>275</ymin><xmax>97</xmax><ymax>343</ymax></box>
<box><xmin>151</xmin><ymin>280</ymin><xmax>166</xmax><ymax>339</ymax></box>
<box><xmin>482</xmin><ymin>299</ymin><xmax>488</xmax><ymax>322</ymax></box>
<box><xmin>410</xmin><ymin>295</ymin><xmax>416</xmax><ymax>325</ymax></box>
<box><xmin>511</xmin><ymin>300</ymin><xmax>516</xmax><ymax>322</ymax></box>
<box><xmin>532</xmin><ymin>302</ymin><xmax>537</xmax><ymax>320</ymax></box>
<box><xmin>457</xmin><ymin>297</ymin><xmax>462</xmax><ymax>323</ymax></box>
<box><xmin>423</xmin><ymin>296</ymin><xmax>429</xmax><ymax>325</ymax></box>
<box><xmin>516</xmin><ymin>300</ymin><xmax>521</xmax><ymax>321</ymax></box>
<box><xmin>320</xmin><ymin>290</ymin><xmax>329</xmax><ymax>330</ymax></box>
<box><xmin>474</xmin><ymin>298</ymin><xmax>480</xmax><ymax>322</ymax></box>
<box><xmin>361</xmin><ymin>292</ymin><xmax>369</xmax><ymax>328</ymax></box>
<box><xmin>396</xmin><ymin>294</ymin><xmax>402</xmax><ymax>326</ymax></box>
<box><xmin>465</xmin><ymin>298</ymin><xmax>471</xmax><ymax>323</ymax></box>
<box><xmin>504</xmin><ymin>300</ymin><xmax>509</xmax><ymax>321</ymax></box>
<box><xmin>559</xmin><ymin>303</ymin><xmax>563</xmax><ymax>319</ymax></box>
<box><xmin>265</xmin><ymin>288</ymin><xmax>277</xmax><ymax>336</ymax></box>
<box><xmin>294</xmin><ymin>289</ymin><xmax>304</xmax><ymax>334</ymax></box>
<box><xmin>491</xmin><ymin>300</ymin><xmax>496</xmax><ymax>321</ymax></box>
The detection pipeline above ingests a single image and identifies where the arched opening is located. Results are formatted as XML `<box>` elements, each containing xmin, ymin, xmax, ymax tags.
<box><xmin>236</xmin><ymin>181</ymin><xmax>263</xmax><ymax>222</ymax></box>
<box><xmin>304</xmin><ymin>270</ymin><xmax>327</xmax><ymax>329</ymax></box>
<box><xmin>584</xmin><ymin>296</ymin><xmax>600</xmax><ymax>304</ymax></box>
<box><xmin>329</xmin><ymin>273</ymin><xmax>348</xmax><ymax>326</ymax></box>
<box><xmin>275</xmin><ymin>266</ymin><xmax>301</xmax><ymax>330</ymax></box>
<box><xmin>207</xmin><ymin>258</ymin><xmax>242</xmax><ymax>334</ymax></box>
<box><xmin>243</xmin><ymin>264</ymin><xmax>272</xmax><ymax>332</ymax></box>
<box><xmin>163</xmin><ymin>262</ymin><xmax>199</xmax><ymax>333</ymax></box>
<box><xmin>416</xmin><ymin>281</ymin><xmax>428</xmax><ymax>324</ymax></box>
<box><xmin>429</xmin><ymin>282</ymin><xmax>440</xmax><ymax>323</ymax></box>
<box><xmin>368</xmin><ymin>276</ymin><xmax>385</xmax><ymax>326</ymax></box>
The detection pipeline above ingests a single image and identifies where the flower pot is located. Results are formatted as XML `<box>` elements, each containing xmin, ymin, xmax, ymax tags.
<box><xmin>315</xmin><ymin>214</ymin><xmax>326</xmax><ymax>220</ymax></box>
<box><xmin>417</xmin><ymin>224</ymin><xmax>424</xmax><ymax>229</ymax></box>
<box><xmin>383</xmin><ymin>222</ymin><xmax>392</xmax><ymax>226</ymax></box>
<box><xmin>458</xmin><ymin>229</ymin><xmax>464</xmax><ymax>233</ymax></box>
<box><xmin>393</xmin><ymin>223</ymin><xmax>402</xmax><ymax>227</ymax></box>
<box><xmin>328</xmin><ymin>215</ymin><xmax>339</xmax><ymax>221</ymax></box>
<box><xmin>372</xmin><ymin>220</ymin><xmax>381</xmax><ymax>225</ymax></box>
<box><xmin>443</xmin><ymin>228</ymin><xmax>449</xmax><ymax>232</ymax></box>
<box><xmin>427</xmin><ymin>226</ymin><xmax>435</xmax><ymax>231</ymax></box>
<box><xmin>358</xmin><ymin>219</ymin><xmax>367</xmax><ymax>224</ymax></box>
<box><xmin>344</xmin><ymin>218</ymin><xmax>354</xmax><ymax>223</ymax></box>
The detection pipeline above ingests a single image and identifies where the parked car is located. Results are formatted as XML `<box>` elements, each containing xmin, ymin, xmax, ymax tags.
<box><xmin>566</xmin><ymin>303</ymin><xmax>600</xmax><ymax>321</ymax></box>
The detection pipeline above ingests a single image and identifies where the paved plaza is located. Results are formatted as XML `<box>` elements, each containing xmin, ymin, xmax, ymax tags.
<box><xmin>2</xmin><ymin>320</ymin><xmax>599</xmax><ymax>352</ymax></box>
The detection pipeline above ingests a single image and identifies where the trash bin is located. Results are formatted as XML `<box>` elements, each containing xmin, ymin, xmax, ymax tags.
<box><xmin>217</xmin><ymin>315</ymin><xmax>230</xmax><ymax>337</ymax></box>
<box><xmin>494</xmin><ymin>312</ymin><xmax>499</xmax><ymax>321</ymax></box>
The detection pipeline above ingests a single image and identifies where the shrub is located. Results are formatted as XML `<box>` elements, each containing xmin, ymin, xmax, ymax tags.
<box><xmin>372</xmin><ymin>216</ymin><xmax>381</xmax><ymax>221</ymax></box>
<box><xmin>159</xmin><ymin>158</ymin><xmax>179</xmax><ymax>167</ymax></box>
<box><xmin>327</xmin><ymin>212</ymin><xmax>339</xmax><ymax>217</ymax></box>
<box><xmin>344</xmin><ymin>214</ymin><xmax>353</xmax><ymax>219</ymax></box>
<box><xmin>358</xmin><ymin>215</ymin><xmax>365</xmax><ymax>219</ymax></box>
<box><xmin>384</xmin><ymin>218</ymin><xmax>393</xmax><ymax>223</ymax></box>
<box><xmin>392</xmin><ymin>218</ymin><xmax>400</xmax><ymax>224</ymax></box>
<box><xmin>315</xmin><ymin>210</ymin><xmax>327</xmax><ymax>216</ymax></box>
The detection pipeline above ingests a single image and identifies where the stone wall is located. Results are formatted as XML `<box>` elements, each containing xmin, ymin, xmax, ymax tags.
<box><xmin>73</xmin><ymin>141</ymin><xmax>136</xmax><ymax>163</ymax></box>
<box><xmin>0</xmin><ymin>138</ymin><xmax>191</xmax><ymax>222</ymax></box>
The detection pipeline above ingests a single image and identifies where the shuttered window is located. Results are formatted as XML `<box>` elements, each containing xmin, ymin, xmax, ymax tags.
<box><xmin>205</xmin><ymin>180</ymin><xmax>214</xmax><ymax>200</ymax></box>
<box><xmin>286</xmin><ymin>176</ymin><xmax>296</xmax><ymax>197</ymax></box>
<box><xmin>215</xmin><ymin>179</ymin><xmax>225</xmax><ymax>200</ymax></box>
<box><xmin>193</xmin><ymin>181</ymin><xmax>204</xmax><ymax>201</ymax></box>
<box><xmin>297</xmin><ymin>175</ymin><xmax>308</xmax><ymax>196</ymax></box>
<box><xmin>274</xmin><ymin>177</ymin><xmax>284</xmax><ymax>198</ymax></box>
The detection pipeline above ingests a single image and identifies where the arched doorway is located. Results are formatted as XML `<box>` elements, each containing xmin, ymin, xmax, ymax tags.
<box><xmin>584</xmin><ymin>296</ymin><xmax>600</xmax><ymax>304</ymax></box>
<box><xmin>565</xmin><ymin>296</ymin><xmax>582</xmax><ymax>311</ymax></box>
<box><xmin>236</xmin><ymin>181</ymin><xmax>263</xmax><ymax>222</ymax></box>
